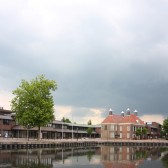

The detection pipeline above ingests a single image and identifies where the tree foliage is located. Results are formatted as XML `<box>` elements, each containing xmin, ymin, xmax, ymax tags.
<box><xmin>135</xmin><ymin>128</ymin><xmax>142</xmax><ymax>139</ymax></box>
<box><xmin>135</xmin><ymin>127</ymin><xmax>148</xmax><ymax>139</ymax></box>
<box><xmin>61</xmin><ymin>117</ymin><xmax>71</xmax><ymax>123</ymax></box>
<box><xmin>141</xmin><ymin>128</ymin><xmax>147</xmax><ymax>137</ymax></box>
<box><xmin>86</xmin><ymin>127</ymin><xmax>93</xmax><ymax>138</ymax></box>
<box><xmin>11</xmin><ymin>75</ymin><xmax>57</xmax><ymax>140</ymax></box>
<box><xmin>163</xmin><ymin>118</ymin><xmax>168</xmax><ymax>133</ymax></box>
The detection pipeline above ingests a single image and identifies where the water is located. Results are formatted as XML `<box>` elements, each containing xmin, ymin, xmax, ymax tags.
<box><xmin>0</xmin><ymin>146</ymin><xmax>168</xmax><ymax>168</ymax></box>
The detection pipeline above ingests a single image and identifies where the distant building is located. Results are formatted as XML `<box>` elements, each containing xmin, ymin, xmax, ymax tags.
<box><xmin>101</xmin><ymin>108</ymin><xmax>145</xmax><ymax>139</ymax></box>
<box><xmin>146</xmin><ymin>122</ymin><xmax>162</xmax><ymax>139</ymax></box>
<box><xmin>0</xmin><ymin>107</ymin><xmax>15</xmax><ymax>137</ymax></box>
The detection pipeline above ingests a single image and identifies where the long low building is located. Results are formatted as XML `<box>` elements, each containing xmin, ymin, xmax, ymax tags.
<box><xmin>0</xmin><ymin>108</ymin><xmax>101</xmax><ymax>139</ymax></box>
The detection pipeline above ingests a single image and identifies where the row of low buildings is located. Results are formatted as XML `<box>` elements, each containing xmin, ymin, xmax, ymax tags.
<box><xmin>0</xmin><ymin>107</ymin><xmax>162</xmax><ymax>140</ymax></box>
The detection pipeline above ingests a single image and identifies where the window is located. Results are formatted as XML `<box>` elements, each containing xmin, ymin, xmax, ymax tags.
<box><xmin>110</xmin><ymin>154</ymin><xmax>114</xmax><ymax>161</ymax></box>
<box><xmin>127</xmin><ymin>133</ymin><xmax>130</xmax><ymax>139</ymax></box>
<box><xmin>110</xmin><ymin>147</ymin><xmax>114</xmax><ymax>153</ymax></box>
<box><xmin>111</xmin><ymin>125</ymin><xmax>115</xmax><ymax>131</ymax></box>
<box><xmin>127</xmin><ymin>126</ymin><xmax>130</xmax><ymax>131</ymax></box>
<box><xmin>104</xmin><ymin>125</ymin><xmax>107</xmax><ymax>130</ymax></box>
<box><xmin>120</xmin><ymin>126</ymin><xmax>122</xmax><ymax>131</ymax></box>
<box><xmin>3</xmin><ymin>119</ymin><xmax>9</xmax><ymax>125</ymax></box>
<box><xmin>110</xmin><ymin>132</ymin><xmax>114</xmax><ymax>138</ymax></box>
<box><xmin>120</xmin><ymin>133</ymin><xmax>122</xmax><ymax>138</ymax></box>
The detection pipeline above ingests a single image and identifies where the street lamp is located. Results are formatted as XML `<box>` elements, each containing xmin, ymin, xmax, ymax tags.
<box><xmin>62</xmin><ymin>122</ymin><xmax>64</xmax><ymax>140</ymax></box>
<box><xmin>77</xmin><ymin>127</ymin><xmax>78</xmax><ymax>141</ymax></box>
<box><xmin>71</xmin><ymin>114</ymin><xmax>73</xmax><ymax>140</ymax></box>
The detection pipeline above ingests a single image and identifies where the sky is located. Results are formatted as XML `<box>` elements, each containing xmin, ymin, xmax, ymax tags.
<box><xmin>0</xmin><ymin>0</ymin><xmax>168</xmax><ymax>125</ymax></box>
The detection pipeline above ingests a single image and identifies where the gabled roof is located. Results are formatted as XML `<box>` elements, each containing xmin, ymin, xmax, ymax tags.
<box><xmin>102</xmin><ymin>114</ymin><xmax>145</xmax><ymax>125</ymax></box>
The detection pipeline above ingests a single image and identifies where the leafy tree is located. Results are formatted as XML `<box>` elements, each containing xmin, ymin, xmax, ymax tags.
<box><xmin>87</xmin><ymin>120</ymin><xmax>92</xmax><ymax>125</ymax></box>
<box><xmin>65</xmin><ymin>118</ymin><xmax>71</xmax><ymax>123</ymax></box>
<box><xmin>141</xmin><ymin>127</ymin><xmax>147</xmax><ymax>139</ymax></box>
<box><xmin>163</xmin><ymin>118</ymin><xmax>168</xmax><ymax>138</ymax></box>
<box><xmin>11</xmin><ymin>75</ymin><xmax>57</xmax><ymax>140</ymax></box>
<box><xmin>135</xmin><ymin>128</ymin><xmax>142</xmax><ymax>139</ymax></box>
<box><xmin>86</xmin><ymin>127</ymin><xmax>93</xmax><ymax>138</ymax></box>
<box><xmin>135</xmin><ymin>127</ymin><xmax>147</xmax><ymax>139</ymax></box>
<box><xmin>161</xmin><ymin>129</ymin><xmax>166</xmax><ymax>138</ymax></box>
<box><xmin>61</xmin><ymin>117</ymin><xmax>71</xmax><ymax>123</ymax></box>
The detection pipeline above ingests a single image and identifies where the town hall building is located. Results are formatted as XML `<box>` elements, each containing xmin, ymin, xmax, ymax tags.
<box><xmin>101</xmin><ymin>108</ymin><xmax>145</xmax><ymax>140</ymax></box>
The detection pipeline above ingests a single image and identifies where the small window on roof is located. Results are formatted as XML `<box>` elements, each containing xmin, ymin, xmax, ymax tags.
<box><xmin>136</xmin><ymin>120</ymin><xmax>139</xmax><ymax>124</ymax></box>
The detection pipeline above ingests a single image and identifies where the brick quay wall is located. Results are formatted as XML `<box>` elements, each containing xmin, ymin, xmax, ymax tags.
<box><xmin>0</xmin><ymin>138</ymin><xmax>168</xmax><ymax>150</ymax></box>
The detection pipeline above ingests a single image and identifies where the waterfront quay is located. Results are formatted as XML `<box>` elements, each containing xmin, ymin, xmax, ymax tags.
<box><xmin>0</xmin><ymin>138</ymin><xmax>168</xmax><ymax>150</ymax></box>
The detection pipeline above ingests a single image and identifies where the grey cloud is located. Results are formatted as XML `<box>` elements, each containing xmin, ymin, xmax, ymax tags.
<box><xmin>0</xmin><ymin>0</ymin><xmax>168</xmax><ymax>120</ymax></box>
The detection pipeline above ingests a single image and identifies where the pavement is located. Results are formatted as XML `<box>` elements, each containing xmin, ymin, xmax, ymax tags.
<box><xmin>0</xmin><ymin>137</ymin><xmax>167</xmax><ymax>143</ymax></box>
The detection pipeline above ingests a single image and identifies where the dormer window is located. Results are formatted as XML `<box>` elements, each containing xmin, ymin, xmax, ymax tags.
<box><xmin>136</xmin><ymin>120</ymin><xmax>139</xmax><ymax>124</ymax></box>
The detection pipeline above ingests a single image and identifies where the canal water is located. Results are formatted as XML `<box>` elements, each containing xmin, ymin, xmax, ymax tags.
<box><xmin>0</xmin><ymin>146</ymin><xmax>168</xmax><ymax>168</ymax></box>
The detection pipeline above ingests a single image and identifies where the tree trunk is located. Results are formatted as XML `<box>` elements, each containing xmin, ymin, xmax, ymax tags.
<box><xmin>38</xmin><ymin>126</ymin><xmax>41</xmax><ymax>141</ymax></box>
<box><xmin>27</xmin><ymin>128</ymin><xmax>29</xmax><ymax>141</ymax></box>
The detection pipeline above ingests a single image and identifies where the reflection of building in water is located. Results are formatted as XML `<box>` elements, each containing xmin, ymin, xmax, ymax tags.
<box><xmin>0</xmin><ymin>147</ymin><xmax>100</xmax><ymax>167</ymax></box>
<box><xmin>11</xmin><ymin>149</ymin><xmax>53</xmax><ymax>167</ymax></box>
<box><xmin>0</xmin><ymin>151</ymin><xmax>12</xmax><ymax>167</ymax></box>
<box><xmin>101</xmin><ymin>146</ymin><xmax>144</xmax><ymax>168</ymax></box>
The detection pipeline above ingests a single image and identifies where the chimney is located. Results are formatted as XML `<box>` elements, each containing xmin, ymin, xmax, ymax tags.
<box><xmin>126</xmin><ymin>108</ymin><xmax>130</xmax><ymax>115</ymax></box>
<box><xmin>134</xmin><ymin>110</ymin><xmax>138</xmax><ymax>116</ymax></box>
<box><xmin>121</xmin><ymin>111</ymin><xmax>125</xmax><ymax>117</ymax></box>
<box><xmin>109</xmin><ymin>109</ymin><xmax>113</xmax><ymax>115</ymax></box>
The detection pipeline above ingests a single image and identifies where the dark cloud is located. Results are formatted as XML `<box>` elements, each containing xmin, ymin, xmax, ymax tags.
<box><xmin>1</xmin><ymin>0</ymin><xmax>168</xmax><ymax>121</ymax></box>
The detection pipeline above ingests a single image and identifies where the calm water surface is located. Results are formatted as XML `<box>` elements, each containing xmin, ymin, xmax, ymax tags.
<box><xmin>0</xmin><ymin>146</ymin><xmax>168</xmax><ymax>168</ymax></box>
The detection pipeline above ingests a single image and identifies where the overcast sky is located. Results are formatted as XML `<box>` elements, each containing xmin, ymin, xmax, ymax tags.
<box><xmin>0</xmin><ymin>0</ymin><xmax>168</xmax><ymax>124</ymax></box>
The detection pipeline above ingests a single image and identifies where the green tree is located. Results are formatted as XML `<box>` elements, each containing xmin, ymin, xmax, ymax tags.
<box><xmin>65</xmin><ymin>118</ymin><xmax>71</xmax><ymax>123</ymax></box>
<box><xmin>141</xmin><ymin>127</ymin><xmax>148</xmax><ymax>139</ymax></box>
<box><xmin>86</xmin><ymin>127</ymin><xmax>93</xmax><ymax>138</ymax></box>
<box><xmin>161</xmin><ymin>129</ymin><xmax>166</xmax><ymax>138</ymax></box>
<box><xmin>135</xmin><ymin>128</ymin><xmax>142</xmax><ymax>139</ymax></box>
<box><xmin>87</xmin><ymin>120</ymin><xmax>92</xmax><ymax>125</ymax></box>
<box><xmin>61</xmin><ymin>117</ymin><xmax>71</xmax><ymax>123</ymax></box>
<box><xmin>163</xmin><ymin>118</ymin><xmax>168</xmax><ymax>138</ymax></box>
<box><xmin>11</xmin><ymin>75</ymin><xmax>57</xmax><ymax>140</ymax></box>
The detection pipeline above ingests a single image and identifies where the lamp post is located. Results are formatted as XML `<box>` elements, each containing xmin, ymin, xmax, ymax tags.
<box><xmin>62</xmin><ymin>122</ymin><xmax>63</xmax><ymax>140</ymax></box>
<box><xmin>77</xmin><ymin>127</ymin><xmax>78</xmax><ymax>141</ymax></box>
<box><xmin>71</xmin><ymin>114</ymin><xmax>73</xmax><ymax>140</ymax></box>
